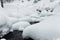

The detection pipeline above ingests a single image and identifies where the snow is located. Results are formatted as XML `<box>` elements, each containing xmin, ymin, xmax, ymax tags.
<box><xmin>55</xmin><ymin>38</ymin><xmax>60</xmax><ymax>40</ymax></box>
<box><xmin>0</xmin><ymin>0</ymin><xmax>60</xmax><ymax>39</ymax></box>
<box><xmin>44</xmin><ymin>0</ymin><xmax>60</xmax><ymax>11</ymax></box>
<box><xmin>0</xmin><ymin>14</ymin><xmax>7</xmax><ymax>26</ymax></box>
<box><xmin>0</xmin><ymin>9</ymin><xmax>20</xmax><ymax>37</ymax></box>
<box><xmin>18</xmin><ymin>15</ymin><xmax>41</xmax><ymax>22</ymax></box>
<box><xmin>22</xmin><ymin>14</ymin><xmax>60</xmax><ymax>40</ymax></box>
<box><xmin>6</xmin><ymin>17</ymin><xmax>20</xmax><ymax>26</ymax></box>
<box><xmin>11</xmin><ymin>21</ymin><xmax>31</xmax><ymax>31</ymax></box>
<box><xmin>1</xmin><ymin>38</ymin><xmax>6</xmax><ymax>40</ymax></box>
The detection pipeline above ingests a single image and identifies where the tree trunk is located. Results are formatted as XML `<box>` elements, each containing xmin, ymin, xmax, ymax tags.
<box><xmin>1</xmin><ymin>0</ymin><xmax>4</xmax><ymax>8</ymax></box>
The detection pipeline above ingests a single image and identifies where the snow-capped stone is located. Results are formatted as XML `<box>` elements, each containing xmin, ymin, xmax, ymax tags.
<box><xmin>11</xmin><ymin>21</ymin><xmax>31</xmax><ymax>31</ymax></box>
<box><xmin>0</xmin><ymin>12</ymin><xmax>19</xmax><ymax>37</ymax></box>
<box><xmin>43</xmin><ymin>0</ymin><xmax>60</xmax><ymax>11</ymax></box>
<box><xmin>22</xmin><ymin>15</ymin><xmax>60</xmax><ymax>40</ymax></box>
<box><xmin>40</xmin><ymin>10</ymin><xmax>53</xmax><ymax>17</ymax></box>
<box><xmin>18</xmin><ymin>15</ymin><xmax>41</xmax><ymax>23</ymax></box>
<box><xmin>0</xmin><ymin>27</ymin><xmax>10</xmax><ymax>37</ymax></box>
<box><xmin>1</xmin><ymin>38</ymin><xmax>6</xmax><ymax>40</ymax></box>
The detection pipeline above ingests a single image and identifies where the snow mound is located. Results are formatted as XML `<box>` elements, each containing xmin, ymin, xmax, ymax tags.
<box><xmin>22</xmin><ymin>15</ymin><xmax>60</xmax><ymax>40</ymax></box>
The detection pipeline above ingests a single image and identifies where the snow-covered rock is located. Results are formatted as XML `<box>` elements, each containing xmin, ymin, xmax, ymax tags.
<box><xmin>39</xmin><ymin>10</ymin><xmax>53</xmax><ymax>17</ymax></box>
<box><xmin>18</xmin><ymin>15</ymin><xmax>41</xmax><ymax>23</ymax></box>
<box><xmin>0</xmin><ymin>11</ymin><xmax>20</xmax><ymax>37</ymax></box>
<box><xmin>22</xmin><ymin>15</ymin><xmax>60</xmax><ymax>40</ymax></box>
<box><xmin>33</xmin><ymin>0</ymin><xmax>60</xmax><ymax>12</ymax></box>
<box><xmin>43</xmin><ymin>0</ymin><xmax>60</xmax><ymax>11</ymax></box>
<box><xmin>0</xmin><ymin>16</ymin><xmax>20</xmax><ymax>37</ymax></box>
<box><xmin>0</xmin><ymin>10</ymin><xmax>11</xmax><ymax>37</ymax></box>
<box><xmin>0</xmin><ymin>38</ymin><xmax>6</xmax><ymax>40</ymax></box>
<box><xmin>11</xmin><ymin>21</ymin><xmax>31</xmax><ymax>31</ymax></box>
<box><xmin>0</xmin><ymin>26</ymin><xmax>10</xmax><ymax>37</ymax></box>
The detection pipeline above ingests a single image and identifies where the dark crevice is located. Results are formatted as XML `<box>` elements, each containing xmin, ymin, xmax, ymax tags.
<box><xmin>2</xmin><ymin>30</ymin><xmax>23</xmax><ymax>40</ymax></box>
<box><xmin>36</xmin><ymin>9</ymin><xmax>42</xmax><ymax>13</ymax></box>
<box><xmin>30</xmin><ymin>21</ymin><xmax>40</xmax><ymax>25</ymax></box>
<box><xmin>24</xmin><ymin>37</ymin><xmax>34</xmax><ymax>40</ymax></box>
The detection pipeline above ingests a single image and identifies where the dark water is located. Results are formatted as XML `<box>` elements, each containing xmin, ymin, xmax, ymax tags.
<box><xmin>2</xmin><ymin>30</ymin><xmax>33</xmax><ymax>40</ymax></box>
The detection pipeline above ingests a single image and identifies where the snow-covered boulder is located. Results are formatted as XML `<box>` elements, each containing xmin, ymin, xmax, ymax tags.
<box><xmin>17</xmin><ymin>11</ymin><xmax>41</xmax><ymax>23</ymax></box>
<box><xmin>43</xmin><ymin>0</ymin><xmax>60</xmax><ymax>11</ymax></box>
<box><xmin>0</xmin><ymin>16</ymin><xmax>21</xmax><ymax>37</ymax></box>
<box><xmin>22</xmin><ymin>15</ymin><xmax>60</xmax><ymax>40</ymax></box>
<box><xmin>10</xmin><ymin>21</ymin><xmax>31</xmax><ymax>31</ymax></box>
<box><xmin>0</xmin><ymin>10</ymin><xmax>11</xmax><ymax>37</ymax></box>
<box><xmin>39</xmin><ymin>10</ymin><xmax>53</xmax><ymax>17</ymax></box>
<box><xmin>0</xmin><ymin>26</ymin><xmax>10</xmax><ymax>37</ymax></box>
<box><xmin>0</xmin><ymin>12</ymin><xmax>20</xmax><ymax>37</ymax></box>
<box><xmin>0</xmin><ymin>38</ymin><xmax>6</xmax><ymax>40</ymax></box>
<box><xmin>18</xmin><ymin>10</ymin><xmax>53</xmax><ymax>24</ymax></box>
<box><xmin>34</xmin><ymin>0</ymin><xmax>60</xmax><ymax>12</ymax></box>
